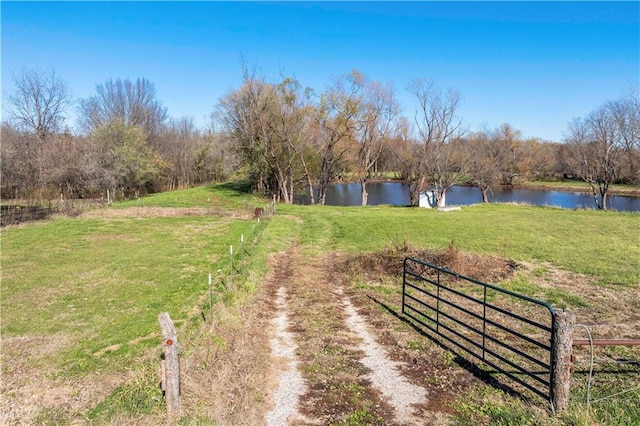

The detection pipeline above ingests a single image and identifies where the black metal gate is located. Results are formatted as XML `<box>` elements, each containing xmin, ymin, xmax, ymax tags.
<box><xmin>402</xmin><ymin>257</ymin><xmax>556</xmax><ymax>402</ymax></box>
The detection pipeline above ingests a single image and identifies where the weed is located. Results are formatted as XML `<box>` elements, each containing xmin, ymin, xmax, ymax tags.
<box><xmin>503</xmin><ymin>274</ymin><xmax>541</xmax><ymax>295</ymax></box>
<box><xmin>178</xmin><ymin>416</ymin><xmax>218</xmax><ymax>426</ymax></box>
<box><xmin>88</xmin><ymin>362</ymin><xmax>164</xmax><ymax>422</ymax></box>
<box><xmin>534</xmin><ymin>265</ymin><xmax>550</xmax><ymax>277</ymax></box>
<box><xmin>332</xmin><ymin>408</ymin><xmax>385</xmax><ymax>425</ymax></box>
<box><xmin>544</xmin><ymin>288</ymin><xmax>589</xmax><ymax>308</ymax></box>
<box><xmin>32</xmin><ymin>406</ymin><xmax>75</xmax><ymax>425</ymax></box>
<box><xmin>407</xmin><ymin>340</ymin><xmax>425</xmax><ymax>351</ymax></box>
<box><xmin>442</xmin><ymin>350</ymin><xmax>456</xmax><ymax>366</ymax></box>
<box><xmin>452</xmin><ymin>387</ymin><xmax>540</xmax><ymax>426</ymax></box>
<box><xmin>210</xmin><ymin>334</ymin><xmax>227</xmax><ymax>349</ymax></box>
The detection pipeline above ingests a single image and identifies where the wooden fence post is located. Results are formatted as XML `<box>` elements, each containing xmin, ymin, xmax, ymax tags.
<box><xmin>551</xmin><ymin>310</ymin><xmax>575</xmax><ymax>413</ymax></box>
<box><xmin>158</xmin><ymin>312</ymin><xmax>180</xmax><ymax>415</ymax></box>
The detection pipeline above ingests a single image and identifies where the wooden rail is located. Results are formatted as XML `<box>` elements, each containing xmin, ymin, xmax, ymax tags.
<box><xmin>573</xmin><ymin>338</ymin><xmax>640</xmax><ymax>346</ymax></box>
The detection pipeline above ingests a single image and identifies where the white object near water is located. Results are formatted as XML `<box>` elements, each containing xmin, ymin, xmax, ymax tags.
<box><xmin>419</xmin><ymin>190</ymin><xmax>438</xmax><ymax>208</ymax></box>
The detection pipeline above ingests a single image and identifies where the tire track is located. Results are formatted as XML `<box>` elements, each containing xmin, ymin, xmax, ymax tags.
<box><xmin>265</xmin><ymin>250</ymin><xmax>308</xmax><ymax>425</ymax></box>
<box><xmin>338</xmin><ymin>284</ymin><xmax>428</xmax><ymax>424</ymax></box>
<box><xmin>266</xmin><ymin>248</ymin><xmax>432</xmax><ymax>425</ymax></box>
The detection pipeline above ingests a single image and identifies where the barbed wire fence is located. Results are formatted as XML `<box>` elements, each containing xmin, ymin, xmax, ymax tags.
<box><xmin>571</xmin><ymin>323</ymin><xmax>640</xmax><ymax>409</ymax></box>
<box><xmin>204</xmin><ymin>198</ymin><xmax>276</xmax><ymax>321</ymax></box>
<box><xmin>158</xmin><ymin>198</ymin><xmax>277</xmax><ymax>414</ymax></box>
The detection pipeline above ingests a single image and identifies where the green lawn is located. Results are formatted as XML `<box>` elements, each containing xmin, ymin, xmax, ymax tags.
<box><xmin>1</xmin><ymin>213</ymin><xmax>258</xmax><ymax>378</ymax></box>
<box><xmin>274</xmin><ymin>202</ymin><xmax>639</xmax><ymax>287</ymax></box>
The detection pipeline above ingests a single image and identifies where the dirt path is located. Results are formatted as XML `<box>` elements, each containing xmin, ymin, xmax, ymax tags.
<box><xmin>263</xmin><ymin>247</ymin><xmax>462</xmax><ymax>425</ymax></box>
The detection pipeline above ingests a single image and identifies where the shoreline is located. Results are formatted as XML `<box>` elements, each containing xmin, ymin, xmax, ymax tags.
<box><xmin>349</xmin><ymin>178</ymin><xmax>640</xmax><ymax>198</ymax></box>
<box><xmin>509</xmin><ymin>183</ymin><xmax>640</xmax><ymax>197</ymax></box>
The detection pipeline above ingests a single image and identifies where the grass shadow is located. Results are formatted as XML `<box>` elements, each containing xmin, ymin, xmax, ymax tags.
<box><xmin>208</xmin><ymin>180</ymin><xmax>253</xmax><ymax>197</ymax></box>
<box><xmin>366</xmin><ymin>294</ymin><xmax>534</xmax><ymax>403</ymax></box>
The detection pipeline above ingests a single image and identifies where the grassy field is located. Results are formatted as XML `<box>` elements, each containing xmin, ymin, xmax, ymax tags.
<box><xmin>275</xmin><ymin>202</ymin><xmax>639</xmax><ymax>286</ymax></box>
<box><xmin>1</xmin><ymin>183</ymin><xmax>272</xmax><ymax>424</ymax></box>
<box><xmin>1</xmin><ymin>182</ymin><xmax>638</xmax><ymax>424</ymax></box>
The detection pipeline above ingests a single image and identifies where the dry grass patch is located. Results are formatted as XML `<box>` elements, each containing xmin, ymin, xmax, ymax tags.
<box><xmin>178</xmin><ymin>318</ymin><xmax>273</xmax><ymax>425</ymax></box>
<box><xmin>1</xmin><ymin>334</ymin><xmax>126</xmax><ymax>425</ymax></box>
<box><xmin>340</xmin><ymin>241</ymin><xmax>519</xmax><ymax>286</ymax></box>
<box><xmin>80</xmin><ymin>206</ymin><xmax>252</xmax><ymax>219</ymax></box>
<box><xmin>525</xmin><ymin>262</ymin><xmax>640</xmax><ymax>330</ymax></box>
<box><xmin>174</xmin><ymin>258</ymin><xmax>278</xmax><ymax>425</ymax></box>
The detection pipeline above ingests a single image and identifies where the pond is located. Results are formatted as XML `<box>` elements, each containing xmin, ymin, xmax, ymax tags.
<box><xmin>298</xmin><ymin>182</ymin><xmax>640</xmax><ymax>212</ymax></box>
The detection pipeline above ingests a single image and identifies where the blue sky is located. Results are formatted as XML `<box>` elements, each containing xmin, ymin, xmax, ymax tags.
<box><xmin>2</xmin><ymin>1</ymin><xmax>638</xmax><ymax>142</ymax></box>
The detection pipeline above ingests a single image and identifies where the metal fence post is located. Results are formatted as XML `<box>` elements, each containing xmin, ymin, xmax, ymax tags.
<box><xmin>551</xmin><ymin>310</ymin><xmax>575</xmax><ymax>413</ymax></box>
<box><xmin>229</xmin><ymin>245</ymin><xmax>234</xmax><ymax>290</ymax></box>
<box><xmin>240</xmin><ymin>234</ymin><xmax>244</xmax><ymax>268</ymax></box>
<box><xmin>208</xmin><ymin>273</ymin><xmax>213</xmax><ymax>323</ymax></box>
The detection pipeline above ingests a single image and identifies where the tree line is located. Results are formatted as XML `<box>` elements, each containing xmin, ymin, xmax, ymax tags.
<box><xmin>2</xmin><ymin>68</ymin><xmax>230</xmax><ymax>201</ymax></box>
<box><xmin>2</xmin><ymin>66</ymin><xmax>638</xmax><ymax>209</ymax></box>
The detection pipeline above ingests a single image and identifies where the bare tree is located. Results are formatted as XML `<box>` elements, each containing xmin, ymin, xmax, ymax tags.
<box><xmin>193</xmin><ymin>131</ymin><xmax>233</xmax><ymax>185</ymax></box>
<box><xmin>493</xmin><ymin>123</ymin><xmax>523</xmax><ymax>186</ymax></box>
<box><xmin>41</xmin><ymin>132</ymin><xmax>94</xmax><ymax>198</ymax></box>
<box><xmin>7</xmin><ymin>67</ymin><xmax>72</xmax><ymax>141</ymax></box>
<box><xmin>78</xmin><ymin>77</ymin><xmax>167</xmax><ymax>136</ymax></box>
<box><xmin>518</xmin><ymin>138</ymin><xmax>557</xmax><ymax>181</ymax></box>
<box><xmin>239</xmin><ymin>75</ymin><xmax>316</xmax><ymax>204</ymax></box>
<box><xmin>6</xmin><ymin>67</ymin><xmax>72</xmax><ymax>188</ymax></box>
<box><xmin>470</xmin><ymin>124</ymin><xmax>555</xmax><ymax>189</ymax></box>
<box><xmin>410</xmin><ymin>79</ymin><xmax>464</xmax><ymax>207</ymax></box>
<box><xmin>0</xmin><ymin>123</ymin><xmax>38</xmax><ymax>198</ymax></box>
<box><xmin>157</xmin><ymin>117</ymin><xmax>200</xmax><ymax>190</ymax></box>
<box><xmin>351</xmin><ymin>71</ymin><xmax>399</xmax><ymax>206</ymax></box>
<box><xmin>390</xmin><ymin>117</ymin><xmax>424</xmax><ymax>204</ymax></box>
<box><xmin>217</xmin><ymin>67</ymin><xmax>312</xmax><ymax>203</ymax></box>
<box><xmin>272</xmin><ymin>77</ymin><xmax>316</xmax><ymax>204</ymax></box>
<box><xmin>466</xmin><ymin>130</ymin><xmax>501</xmax><ymax>203</ymax></box>
<box><xmin>564</xmin><ymin>102</ymin><xmax>625</xmax><ymax>210</ymax></box>
<box><xmin>609</xmin><ymin>93</ymin><xmax>640</xmax><ymax>184</ymax></box>
<box><xmin>312</xmin><ymin>74</ymin><xmax>362</xmax><ymax>205</ymax></box>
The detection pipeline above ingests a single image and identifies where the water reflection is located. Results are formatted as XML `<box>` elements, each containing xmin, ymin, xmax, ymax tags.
<box><xmin>298</xmin><ymin>182</ymin><xmax>640</xmax><ymax>212</ymax></box>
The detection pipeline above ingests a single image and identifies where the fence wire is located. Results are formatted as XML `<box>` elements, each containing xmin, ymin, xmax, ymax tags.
<box><xmin>572</xmin><ymin>323</ymin><xmax>640</xmax><ymax>408</ymax></box>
